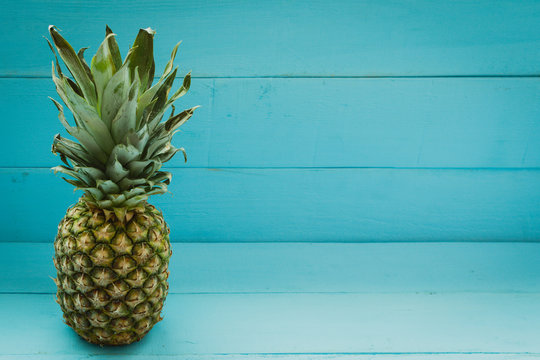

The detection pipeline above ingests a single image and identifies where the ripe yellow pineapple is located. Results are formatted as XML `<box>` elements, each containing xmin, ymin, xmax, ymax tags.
<box><xmin>47</xmin><ymin>25</ymin><xmax>197</xmax><ymax>345</ymax></box>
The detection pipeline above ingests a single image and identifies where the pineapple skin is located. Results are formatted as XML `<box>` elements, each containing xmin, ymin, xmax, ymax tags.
<box><xmin>54</xmin><ymin>198</ymin><xmax>172</xmax><ymax>345</ymax></box>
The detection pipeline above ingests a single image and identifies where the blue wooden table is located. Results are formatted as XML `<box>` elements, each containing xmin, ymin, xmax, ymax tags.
<box><xmin>1</xmin><ymin>0</ymin><xmax>540</xmax><ymax>358</ymax></box>
<box><xmin>1</xmin><ymin>242</ymin><xmax>540</xmax><ymax>358</ymax></box>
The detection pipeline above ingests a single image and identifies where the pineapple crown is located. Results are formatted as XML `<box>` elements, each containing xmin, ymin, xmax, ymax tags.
<box><xmin>47</xmin><ymin>25</ymin><xmax>198</xmax><ymax>210</ymax></box>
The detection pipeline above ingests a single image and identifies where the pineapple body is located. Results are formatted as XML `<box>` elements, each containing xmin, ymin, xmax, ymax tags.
<box><xmin>54</xmin><ymin>198</ymin><xmax>172</xmax><ymax>345</ymax></box>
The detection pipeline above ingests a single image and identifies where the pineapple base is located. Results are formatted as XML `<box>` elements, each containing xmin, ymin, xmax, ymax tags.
<box><xmin>53</xmin><ymin>198</ymin><xmax>172</xmax><ymax>346</ymax></box>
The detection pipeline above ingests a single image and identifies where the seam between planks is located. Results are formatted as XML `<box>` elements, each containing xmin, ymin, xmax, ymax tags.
<box><xmin>3</xmin><ymin>166</ymin><xmax>540</xmax><ymax>170</ymax></box>
<box><xmin>1</xmin><ymin>75</ymin><xmax>540</xmax><ymax>79</ymax></box>
<box><xmin>3</xmin><ymin>240</ymin><xmax>540</xmax><ymax>244</ymax></box>
<box><xmin>2</xmin><ymin>352</ymin><xmax>539</xmax><ymax>356</ymax></box>
<box><xmin>3</xmin><ymin>240</ymin><xmax>540</xmax><ymax>243</ymax></box>
<box><xmin>3</xmin><ymin>291</ymin><xmax>540</xmax><ymax>295</ymax></box>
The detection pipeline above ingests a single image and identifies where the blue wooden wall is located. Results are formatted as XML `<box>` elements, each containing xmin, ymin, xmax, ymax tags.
<box><xmin>1</xmin><ymin>0</ymin><xmax>540</xmax><ymax>242</ymax></box>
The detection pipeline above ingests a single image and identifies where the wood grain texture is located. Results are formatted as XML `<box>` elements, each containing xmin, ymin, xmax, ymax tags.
<box><xmin>2</xmin><ymin>1</ymin><xmax>539</xmax><ymax>357</ymax></box>
<box><xmin>3</xmin><ymin>77</ymin><xmax>540</xmax><ymax>168</ymax></box>
<box><xmin>2</xmin><ymin>168</ymin><xmax>540</xmax><ymax>242</ymax></box>
<box><xmin>2</xmin><ymin>1</ymin><xmax>540</xmax><ymax>76</ymax></box>
<box><xmin>2</xmin><ymin>242</ymin><xmax>540</xmax><ymax>294</ymax></box>
<box><xmin>1</xmin><ymin>293</ymin><xmax>539</xmax><ymax>356</ymax></box>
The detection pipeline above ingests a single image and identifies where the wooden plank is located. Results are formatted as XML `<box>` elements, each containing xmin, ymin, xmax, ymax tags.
<box><xmin>3</xmin><ymin>77</ymin><xmax>540</xmax><ymax>168</ymax></box>
<box><xmin>0</xmin><ymin>293</ymin><xmax>539</xmax><ymax>356</ymax></box>
<box><xmin>2</xmin><ymin>168</ymin><xmax>540</xmax><ymax>242</ymax></box>
<box><xmin>2</xmin><ymin>1</ymin><xmax>540</xmax><ymax>76</ymax></box>
<box><xmin>2</xmin><ymin>242</ymin><xmax>540</xmax><ymax>294</ymax></box>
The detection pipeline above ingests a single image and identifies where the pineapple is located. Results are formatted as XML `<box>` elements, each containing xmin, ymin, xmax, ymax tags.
<box><xmin>47</xmin><ymin>25</ymin><xmax>197</xmax><ymax>345</ymax></box>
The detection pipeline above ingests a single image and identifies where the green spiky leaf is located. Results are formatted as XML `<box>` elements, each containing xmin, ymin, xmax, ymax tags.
<box><xmin>162</xmin><ymin>41</ymin><xmax>181</xmax><ymax>79</ymax></box>
<box><xmin>125</xmin><ymin>28</ymin><xmax>155</xmax><ymax>91</ymax></box>
<box><xmin>100</xmin><ymin>62</ymin><xmax>131</xmax><ymax>128</ymax></box>
<box><xmin>48</xmin><ymin>26</ymin><xmax>97</xmax><ymax>106</ymax></box>
<box><xmin>48</xmin><ymin>25</ymin><xmax>198</xmax><ymax>209</ymax></box>
<box><xmin>167</xmin><ymin>72</ymin><xmax>191</xmax><ymax>106</ymax></box>
<box><xmin>111</xmin><ymin>72</ymin><xmax>139</xmax><ymax>143</ymax></box>
<box><xmin>91</xmin><ymin>33</ymin><xmax>118</xmax><ymax>110</ymax></box>
<box><xmin>105</xmin><ymin>25</ymin><xmax>122</xmax><ymax>70</ymax></box>
<box><xmin>77</xmin><ymin>47</ymin><xmax>93</xmax><ymax>80</ymax></box>
<box><xmin>165</xmin><ymin>106</ymin><xmax>199</xmax><ymax>132</ymax></box>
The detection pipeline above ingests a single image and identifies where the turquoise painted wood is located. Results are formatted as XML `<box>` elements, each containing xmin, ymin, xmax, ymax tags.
<box><xmin>3</xmin><ymin>77</ymin><xmax>540</xmax><ymax>168</ymax></box>
<box><xmin>1</xmin><ymin>243</ymin><xmax>539</xmax><ymax>357</ymax></box>
<box><xmin>2</xmin><ymin>1</ymin><xmax>540</xmax><ymax>76</ymax></box>
<box><xmin>0</xmin><ymin>293</ymin><xmax>539</xmax><ymax>356</ymax></box>
<box><xmin>2</xmin><ymin>168</ymin><xmax>540</xmax><ymax>242</ymax></box>
<box><xmin>1</xmin><ymin>0</ymin><xmax>539</xmax><ymax>242</ymax></box>
<box><xmin>1</xmin><ymin>1</ymin><xmax>540</xmax><ymax>359</ymax></box>
<box><xmin>2</xmin><ymin>242</ymin><xmax>540</xmax><ymax>294</ymax></box>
